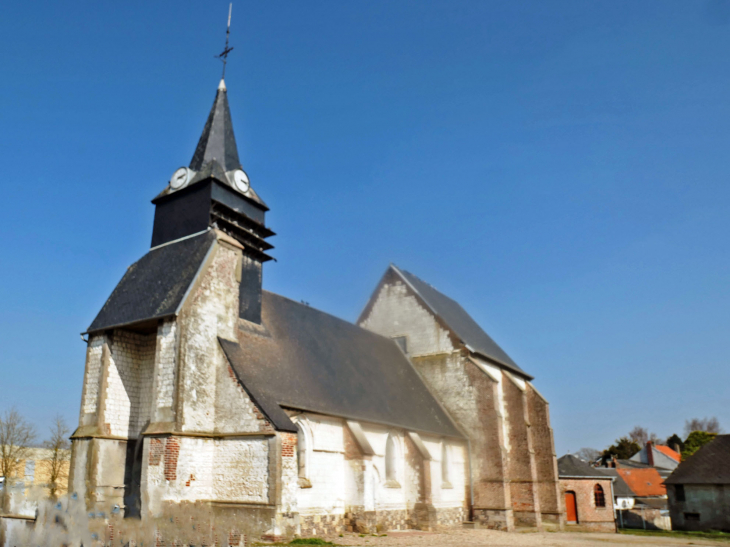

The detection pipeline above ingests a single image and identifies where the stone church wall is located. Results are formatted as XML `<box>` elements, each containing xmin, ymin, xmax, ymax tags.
<box><xmin>358</xmin><ymin>273</ymin><xmax>561</xmax><ymax>530</ymax></box>
<box><xmin>105</xmin><ymin>331</ymin><xmax>156</xmax><ymax>438</ymax></box>
<box><xmin>292</xmin><ymin>413</ymin><xmax>467</xmax><ymax>536</ymax></box>
<box><xmin>527</xmin><ymin>385</ymin><xmax>562</xmax><ymax>525</ymax></box>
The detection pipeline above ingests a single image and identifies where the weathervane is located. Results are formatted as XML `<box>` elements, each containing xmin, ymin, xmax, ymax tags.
<box><xmin>216</xmin><ymin>3</ymin><xmax>234</xmax><ymax>79</ymax></box>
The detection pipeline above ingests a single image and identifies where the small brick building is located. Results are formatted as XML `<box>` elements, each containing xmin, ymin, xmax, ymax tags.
<box><xmin>557</xmin><ymin>455</ymin><xmax>616</xmax><ymax>533</ymax></box>
<box><xmin>61</xmin><ymin>77</ymin><xmax>563</xmax><ymax>545</ymax></box>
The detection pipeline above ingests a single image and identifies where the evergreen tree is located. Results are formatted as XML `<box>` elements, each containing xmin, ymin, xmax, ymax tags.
<box><xmin>681</xmin><ymin>431</ymin><xmax>717</xmax><ymax>460</ymax></box>
<box><xmin>601</xmin><ymin>437</ymin><xmax>640</xmax><ymax>464</ymax></box>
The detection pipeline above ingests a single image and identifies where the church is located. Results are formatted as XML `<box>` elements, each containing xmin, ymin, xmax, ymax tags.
<box><xmin>68</xmin><ymin>77</ymin><xmax>563</xmax><ymax>543</ymax></box>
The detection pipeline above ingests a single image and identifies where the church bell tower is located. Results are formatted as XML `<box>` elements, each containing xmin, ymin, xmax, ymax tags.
<box><xmin>150</xmin><ymin>79</ymin><xmax>274</xmax><ymax>323</ymax></box>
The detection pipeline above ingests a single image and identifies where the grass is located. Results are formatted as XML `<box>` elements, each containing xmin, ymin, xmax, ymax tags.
<box><xmin>619</xmin><ymin>529</ymin><xmax>730</xmax><ymax>542</ymax></box>
<box><xmin>253</xmin><ymin>539</ymin><xmax>336</xmax><ymax>546</ymax></box>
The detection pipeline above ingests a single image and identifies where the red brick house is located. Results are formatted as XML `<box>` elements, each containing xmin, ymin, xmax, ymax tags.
<box><xmin>558</xmin><ymin>455</ymin><xmax>616</xmax><ymax>533</ymax></box>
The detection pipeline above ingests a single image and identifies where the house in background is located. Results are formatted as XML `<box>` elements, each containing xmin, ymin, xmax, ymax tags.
<box><xmin>0</xmin><ymin>447</ymin><xmax>71</xmax><ymax>536</ymax></box>
<box><xmin>613</xmin><ymin>467</ymin><xmax>670</xmax><ymax>530</ymax></box>
<box><xmin>557</xmin><ymin>455</ymin><xmax>616</xmax><ymax>533</ymax></box>
<box><xmin>630</xmin><ymin>441</ymin><xmax>680</xmax><ymax>472</ymax></box>
<box><xmin>665</xmin><ymin>435</ymin><xmax>730</xmax><ymax>532</ymax></box>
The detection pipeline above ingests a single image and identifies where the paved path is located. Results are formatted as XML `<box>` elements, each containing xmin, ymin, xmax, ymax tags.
<box><xmin>325</xmin><ymin>529</ymin><xmax>727</xmax><ymax>547</ymax></box>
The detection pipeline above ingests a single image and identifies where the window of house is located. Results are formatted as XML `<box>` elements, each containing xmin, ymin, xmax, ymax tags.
<box><xmin>441</xmin><ymin>442</ymin><xmax>452</xmax><ymax>488</ymax></box>
<box><xmin>393</xmin><ymin>336</ymin><xmax>408</xmax><ymax>354</ymax></box>
<box><xmin>675</xmin><ymin>484</ymin><xmax>685</xmax><ymax>502</ymax></box>
<box><xmin>385</xmin><ymin>433</ymin><xmax>399</xmax><ymax>486</ymax></box>
<box><xmin>594</xmin><ymin>484</ymin><xmax>606</xmax><ymax>507</ymax></box>
<box><xmin>684</xmin><ymin>512</ymin><xmax>700</xmax><ymax>521</ymax></box>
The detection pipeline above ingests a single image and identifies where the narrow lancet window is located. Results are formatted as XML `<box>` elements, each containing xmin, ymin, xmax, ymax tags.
<box><xmin>594</xmin><ymin>484</ymin><xmax>605</xmax><ymax>507</ymax></box>
<box><xmin>441</xmin><ymin>442</ymin><xmax>452</xmax><ymax>487</ymax></box>
<box><xmin>385</xmin><ymin>434</ymin><xmax>398</xmax><ymax>483</ymax></box>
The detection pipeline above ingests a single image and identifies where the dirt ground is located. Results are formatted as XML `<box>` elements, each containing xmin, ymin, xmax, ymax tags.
<box><xmin>319</xmin><ymin>529</ymin><xmax>728</xmax><ymax>547</ymax></box>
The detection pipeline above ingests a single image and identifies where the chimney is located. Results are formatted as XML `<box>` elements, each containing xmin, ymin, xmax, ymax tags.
<box><xmin>646</xmin><ymin>441</ymin><xmax>654</xmax><ymax>467</ymax></box>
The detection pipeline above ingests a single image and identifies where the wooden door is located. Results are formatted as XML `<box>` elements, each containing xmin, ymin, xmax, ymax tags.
<box><xmin>565</xmin><ymin>491</ymin><xmax>578</xmax><ymax>523</ymax></box>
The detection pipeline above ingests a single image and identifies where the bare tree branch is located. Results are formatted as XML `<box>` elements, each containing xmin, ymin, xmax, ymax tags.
<box><xmin>43</xmin><ymin>415</ymin><xmax>70</xmax><ymax>499</ymax></box>
<box><xmin>684</xmin><ymin>417</ymin><xmax>722</xmax><ymax>437</ymax></box>
<box><xmin>575</xmin><ymin>447</ymin><xmax>601</xmax><ymax>463</ymax></box>
<box><xmin>0</xmin><ymin>408</ymin><xmax>36</xmax><ymax>508</ymax></box>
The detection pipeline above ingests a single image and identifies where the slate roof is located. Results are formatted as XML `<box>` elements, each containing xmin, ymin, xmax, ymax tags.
<box><xmin>665</xmin><ymin>435</ymin><xmax>730</xmax><ymax>485</ymax></box>
<box><xmin>153</xmin><ymin>80</ymin><xmax>267</xmax><ymax>209</ymax></box>
<box><xmin>558</xmin><ymin>454</ymin><xmax>609</xmax><ymax>478</ymax></box>
<box><xmin>392</xmin><ymin>266</ymin><xmax>531</xmax><ymax>379</ymax></box>
<box><xmin>616</xmin><ymin>468</ymin><xmax>666</xmax><ymax>497</ymax></box>
<box><xmin>87</xmin><ymin>230</ymin><xmax>216</xmax><ymax>333</ymax></box>
<box><xmin>190</xmin><ymin>79</ymin><xmax>242</xmax><ymax>173</ymax></box>
<box><xmin>220</xmin><ymin>291</ymin><xmax>464</xmax><ymax>438</ymax></box>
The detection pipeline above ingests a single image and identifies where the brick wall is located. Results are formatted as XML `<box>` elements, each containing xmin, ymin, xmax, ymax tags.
<box><xmin>526</xmin><ymin>385</ymin><xmax>561</xmax><ymax>522</ymax></box>
<box><xmin>560</xmin><ymin>478</ymin><xmax>615</xmax><ymax>532</ymax></box>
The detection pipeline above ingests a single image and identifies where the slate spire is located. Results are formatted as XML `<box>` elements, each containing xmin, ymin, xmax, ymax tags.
<box><xmin>189</xmin><ymin>79</ymin><xmax>242</xmax><ymax>172</ymax></box>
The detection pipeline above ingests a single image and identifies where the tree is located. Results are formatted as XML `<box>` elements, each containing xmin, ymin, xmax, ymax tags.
<box><xmin>44</xmin><ymin>415</ymin><xmax>70</xmax><ymax>499</ymax></box>
<box><xmin>575</xmin><ymin>448</ymin><xmax>601</xmax><ymax>463</ymax></box>
<box><xmin>601</xmin><ymin>437</ymin><xmax>641</xmax><ymax>464</ymax></box>
<box><xmin>666</xmin><ymin>433</ymin><xmax>684</xmax><ymax>453</ymax></box>
<box><xmin>0</xmin><ymin>408</ymin><xmax>36</xmax><ymax>508</ymax></box>
<box><xmin>628</xmin><ymin>426</ymin><xmax>659</xmax><ymax>446</ymax></box>
<box><xmin>684</xmin><ymin>417</ymin><xmax>721</xmax><ymax>437</ymax></box>
<box><xmin>682</xmin><ymin>431</ymin><xmax>717</xmax><ymax>461</ymax></box>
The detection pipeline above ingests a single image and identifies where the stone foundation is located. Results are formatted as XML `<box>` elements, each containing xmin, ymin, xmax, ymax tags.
<box><xmin>300</xmin><ymin>513</ymin><xmax>345</xmax><ymax>536</ymax></box>
<box><xmin>473</xmin><ymin>508</ymin><xmax>513</xmax><ymax>531</ymax></box>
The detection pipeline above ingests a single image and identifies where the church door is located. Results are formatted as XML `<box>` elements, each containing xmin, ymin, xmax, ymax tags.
<box><xmin>565</xmin><ymin>491</ymin><xmax>578</xmax><ymax>524</ymax></box>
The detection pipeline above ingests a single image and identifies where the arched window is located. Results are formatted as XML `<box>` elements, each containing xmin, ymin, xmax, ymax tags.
<box><xmin>296</xmin><ymin>423</ymin><xmax>308</xmax><ymax>479</ymax></box>
<box><xmin>594</xmin><ymin>484</ymin><xmax>605</xmax><ymax>507</ymax></box>
<box><xmin>441</xmin><ymin>442</ymin><xmax>452</xmax><ymax>487</ymax></box>
<box><xmin>385</xmin><ymin>433</ymin><xmax>398</xmax><ymax>483</ymax></box>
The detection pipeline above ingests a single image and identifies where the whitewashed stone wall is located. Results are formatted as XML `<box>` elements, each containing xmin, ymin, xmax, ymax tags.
<box><xmin>105</xmin><ymin>331</ymin><xmax>156</xmax><ymax>438</ymax></box>
<box><xmin>294</xmin><ymin>414</ymin><xmax>466</xmax><ymax>517</ymax></box>
<box><xmin>152</xmin><ymin>319</ymin><xmax>177</xmax><ymax>420</ymax></box>
<box><xmin>178</xmin><ymin>243</ymin><xmax>239</xmax><ymax>433</ymax></box>
<box><xmin>81</xmin><ymin>336</ymin><xmax>104</xmax><ymax>416</ymax></box>
<box><xmin>360</xmin><ymin>280</ymin><xmax>454</xmax><ymax>356</ymax></box>
<box><xmin>213</xmin><ymin>438</ymin><xmax>270</xmax><ymax>502</ymax></box>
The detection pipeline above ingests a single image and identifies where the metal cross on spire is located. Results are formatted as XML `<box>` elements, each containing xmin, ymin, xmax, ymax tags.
<box><xmin>216</xmin><ymin>3</ymin><xmax>234</xmax><ymax>79</ymax></box>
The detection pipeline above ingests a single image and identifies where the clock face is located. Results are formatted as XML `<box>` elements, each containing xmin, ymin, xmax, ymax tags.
<box><xmin>233</xmin><ymin>169</ymin><xmax>250</xmax><ymax>193</ymax></box>
<box><xmin>170</xmin><ymin>167</ymin><xmax>190</xmax><ymax>190</ymax></box>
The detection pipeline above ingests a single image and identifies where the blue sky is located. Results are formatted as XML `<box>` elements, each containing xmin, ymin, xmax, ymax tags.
<box><xmin>1</xmin><ymin>1</ymin><xmax>729</xmax><ymax>453</ymax></box>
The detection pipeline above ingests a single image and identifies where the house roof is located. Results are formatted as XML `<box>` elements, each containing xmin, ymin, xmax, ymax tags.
<box><xmin>87</xmin><ymin>230</ymin><xmax>216</xmax><ymax>333</ymax></box>
<box><xmin>665</xmin><ymin>435</ymin><xmax>730</xmax><ymax>485</ymax></box>
<box><xmin>391</xmin><ymin>266</ymin><xmax>531</xmax><ymax>379</ymax></box>
<box><xmin>220</xmin><ymin>291</ymin><xmax>464</xmax><ymax>438</ymax></box>
<box><xmin>596</xmin><ymin>468</ymin><xmax>635</xmax><ymax>498</ymax></box>
<box><xmin>558</xmin><ymin>454</ymin><xmax>609</xmax><ymax>479</ymax></box>
<box><xmin>616</xmin><ymin>468</ymin><xmax>666</xmax><ymax>497</ymax></box>
<box><xmin>655</xmin><ymin>445</ymin><xmax>681</xmax><ymax>463</ymax></box>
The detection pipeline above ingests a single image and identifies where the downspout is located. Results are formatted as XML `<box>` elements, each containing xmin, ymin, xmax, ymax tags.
<box><xmin>610</xmin><ymin>478</ymin><xmax>617</xmax><ymax>532</ymax></box>
<box><xmin>467</xmin><ymin>437</ymin><xmax>474</xmax><ymax>522</ymax></box>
